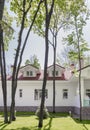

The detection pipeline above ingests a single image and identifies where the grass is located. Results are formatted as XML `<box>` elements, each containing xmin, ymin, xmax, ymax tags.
<box><xmin>0</xmin><ymin>112</ymin><xmax>90</xmax><ymax>130</ymax></box>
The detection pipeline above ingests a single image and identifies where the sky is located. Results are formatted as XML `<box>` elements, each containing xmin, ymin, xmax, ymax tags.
<box><xmin>5</xmin><ymin>0</ymin><xmax>90</xmax><ymax>69</ymax></box>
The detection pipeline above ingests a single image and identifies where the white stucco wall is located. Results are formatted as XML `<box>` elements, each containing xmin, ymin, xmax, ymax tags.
<box><xmin>0</xmin><ymin>80</ymin><xmax>78</xmax><ymax>107</ymax></box>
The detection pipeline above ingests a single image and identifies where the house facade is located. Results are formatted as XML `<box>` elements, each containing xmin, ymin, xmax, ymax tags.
<box><xmin>0</xmin><ymin>64</ymin><xmax>90</xmax><ymax>119</ymax></box>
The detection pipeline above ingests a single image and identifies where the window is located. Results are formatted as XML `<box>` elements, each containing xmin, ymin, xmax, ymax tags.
<box><xmin>30</xmin><ymin>71</ymin><xmax>33</xmax><ymax>76</ymax></box>
<box><xmin>26</xmin><ymin>71</ymin><xmax>33</xmax><ymax>76</ymax></box>
<box><xmin>19</xmin><ymin>89</ymin><xmax>23</xmax><ymax>98</ymax></box>
<box><xmin>56</xmin><ymin>71</ymin><xmax>58</xmax><ymax>76</ymax></box>
<box><xmin>34</xmin><ymin>89</ymin><xmax>48</xmax><ymax>100</ymax></box>
<box><xmin>27</xmin><ymin>71</ymin><xmax>29</xmax><ymax>76</ymax></box>
<box><xmin>52</xmin><ymin>71</ymin><xmax>58</xmax><ymax>76</ymax></box>
<box><xmin>86</xmin><ymin>89</ymin><xmax>90</xmax><ymax>98</ymax></box>
<box><xmin>63</xmin><ymin>89</ymin><xmax>68</xmax><ymax>99</ymax></box>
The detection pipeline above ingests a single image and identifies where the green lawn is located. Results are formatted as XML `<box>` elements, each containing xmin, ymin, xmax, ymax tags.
<box><xmin>0</xmin><ymin>112</ymin><xmax>90</xmax><ymax>130</ymax></box>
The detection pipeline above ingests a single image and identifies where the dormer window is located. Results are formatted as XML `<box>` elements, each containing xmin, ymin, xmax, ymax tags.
<box><xmin>30</xmin><ymin>71</ymin><xmax>33</xmax><ymax>76</ymax></box>
<box><xmin>56</xmin><ymin>71</ymin><xmax>58</xmax><ymax>76</ymax></box>
<box><xmin>27</xmin><ymin>71</ymin><xmax>29</xmax><ymax>76</ymax></box>
<box><xmin>26</xmin><ymin>71</ymin><xmax>33</xmax><ymax>76</ymax></box>
<box><xmin>52</xmin><ymin>71</ymin><xmax>58</xmax><ymax>76</ymax></box>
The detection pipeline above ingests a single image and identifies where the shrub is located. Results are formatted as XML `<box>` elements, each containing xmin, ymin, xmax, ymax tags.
<box><xmin>35</xmin><ymin>107</ymin><xmax>49</xmax><ymax>119</ymax></box>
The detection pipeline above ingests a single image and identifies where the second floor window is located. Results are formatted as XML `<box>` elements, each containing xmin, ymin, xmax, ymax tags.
<box><xmin>30</xmin><ymin>71</ymin><xmax>33</xmax><ymax>76</ymax></box>
<box><xmin>27</xmin><ymin>71</ymin><xmax>29</xmax><ymax>76</ymax></box>
<box><xmin>52</xmin><ymin>71</ymin><xmax>58</xmax><ymax>76</ymax></box>
<box><xmin>26</xmin><ymin>71</ymin><xmax>33</xmax><ymax>76</ymax></box>
<box><xmin>56</xmin><ymin>71</ymin><xmax>58</xmax><ymax>76</ymax></box>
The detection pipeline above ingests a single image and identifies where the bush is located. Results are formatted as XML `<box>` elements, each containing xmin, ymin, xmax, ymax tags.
<box><xmin>35</xmin><ymin>107</ymin><xmax>49</xmax><ymax>119</ymax></box>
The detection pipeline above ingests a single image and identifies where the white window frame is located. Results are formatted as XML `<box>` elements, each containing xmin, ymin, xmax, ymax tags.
<box><xmin>30</xmin><ymin>71</ymin><xmax>33</xmax><ymax>76</ymax></box>
<box><xmin>63</xmin><ymin>89</ymin><xmax>68</xmax><ymax>99</ymax></box>
<box><xmin>52</xmin><ymin>71</ymin><xmax>59</xmax><ymax>76</ymax></box>
<box><xmin>26</xmin><ymin>71</ymin><xmax>33</xmax><ymax>77</ymax></box>
<box><xmin>34</xmin><ymin>89</ymin><xmax>48</xmax><ymax>100</ymax></box>
<box><xmin>19</xmin><ymin>89</ymin><xmax>23</xmax><ymax>98</ymax></box>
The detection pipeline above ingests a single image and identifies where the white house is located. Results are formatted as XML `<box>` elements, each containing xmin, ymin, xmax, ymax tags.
<box><xmin>0</xmin><ymin>64</ymin><xmax>90</xmax><ymax>119</ymax></box>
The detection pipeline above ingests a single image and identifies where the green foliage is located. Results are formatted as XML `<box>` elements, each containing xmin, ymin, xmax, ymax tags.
<box><xmin>10</xmin><ymin>0</ymin><xmax>42</xmax><ymax>28</ymax></box>
<box><xmin>25</xmin><ymin>55</ymin><xmax>41</xmax><ymax>68</ymax></box>
<box><xmin>31</xmin><ymin>0</ymin><xmax>70</xmax><ymax>37</ymax></box>
<box><xmin>0</xmin><ymin>7</ymin><xmax>14</xmax><ymax>50</ymax></box>
<box><xmin>62</xmin><ymin>0</ymin><xmax>90</xmax><ymax>62</ymax></box>
<box><xmin>25</xmin><ymin>59</ymin><xmax>30</xmax><ymax>65</ymax></box>
<box><xmin>35</xmin><ymin>107</ymin><xmax>49</xmax><ymax>119</ymax></box>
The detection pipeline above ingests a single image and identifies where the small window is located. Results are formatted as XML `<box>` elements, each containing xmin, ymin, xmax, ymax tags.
<box><xmin>30</xmin><ymin>71</ymin><xmax>33</xmax><ymax>76</ymax></box>
<box><xmin>27</xmin><ymin>71</ymin><xmax>29</xmax><ymax>76</ymax></box>
<box><xmin>86</xmin><ymin>89</ymin><xmax>90</xmax><ymax>98</ymax></box>
<box><xmin>52</xmin><ymin>71</ymin><xmax>58</xmax><ymax>76</ymax></box>
<box><xmin>26</xmin><ymin>71</ymin><xmax>33</xmax><ymax>76</ymax></box>
<box><xmin>34</xmin><ymin>89</ymin><xmax>48</xmax><ymax>100</ymax></box>
<box><xmin>56</xmin><ymin>71</ymin><xmax>58</xmax><ymax>76</ymax></box>
<box><xmin>63</xmin><ymin>89</ymin><xmax>68</xmax><ymax>99</ymax></box>
<box><xmin>19</xmin><ymin>89</ymin><xmax>23</xmax><ymax>98</ymax></box>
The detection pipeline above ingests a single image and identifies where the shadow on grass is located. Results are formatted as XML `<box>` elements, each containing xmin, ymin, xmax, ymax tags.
<box><xmin>15</xmin><ymin>118</ymin><xmax>53</xmax><ymax>130</ymax></box>
<box><xmin>9</xmin><ymin>126</ymin><xmax>41</xmax><ymax>130</ymax></box>
<box><xmin>43</xmin><ymin>117</ymin><xmax>53</xmax><ymax>130</ymax></box>
<box><xmin>72</xmin><ymin>118</ymin><xmax>90</xmax><ymax>130</ymax></box>
<box><xmin>0</xmin><ymin>122</ymin><xmax>8</xmax><ymax>130</ymax></box>
<box><xmin>0</xmin><ymin>122</ymin><xmax>41</xmax><ymax>130</ymax></box>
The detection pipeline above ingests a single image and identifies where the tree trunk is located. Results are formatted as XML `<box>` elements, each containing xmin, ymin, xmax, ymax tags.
<box><xmin>38</xmin><ymin>0</ymin><xmax>54</xmax><ymax>128</ymax></box>
<box><xmin>53</xmin><ymin>46</ymin><xmax>56</xmax><ymax>113</ymax></box>
<box><xmin>9</xmin><ymin>86</ymin><xmax>16</xmax><ymax>122</ymax></box>
<box><xmin>0</xmin><ymin>28</ymin><xmax>8</xmax><ymax>123</ymax></box>
<box><xmin>74</xmin><ymin>16</ymin><xmax>82</xmax><ymax>121</ymax></box>
<box><xmin>0</xmin><ymin>0</ymin><xmax>8</xmax><ymax>122</ymax></box>
<box><xmin>53</xmin><ymin>35</ymin><xmax>57</xmax><ymax>113</ymax></box>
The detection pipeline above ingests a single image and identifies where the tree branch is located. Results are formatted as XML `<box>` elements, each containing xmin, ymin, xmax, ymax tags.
<box><xmin>16</xmin><ymin>0</ymin><xmax>43</xmax><ymax>79</ymax></box>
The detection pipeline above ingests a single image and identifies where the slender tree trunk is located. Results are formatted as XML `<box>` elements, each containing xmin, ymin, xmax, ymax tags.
<box><xmin>38</xmin><ymin>0</ymin><xmax>54</xmax><ymax>128</ymax></box>
<box><xmin>0</xmin><ymin>0</ymin><xmax>8</xmax><ymax>123</ymax></box>
<box><xmin>0</xmin><ymin>29</ymin><xmax>8</xmax><ymax>123</ymax></box>
<box><xmin>0</xmin><ymin>35</ymin><xmax>8</xmax><ymax>123</ymax></box>
<box><xmin>75</xmin><ymin>16</ymin><xmax>82</xmax><ymax>121</ymax></box>
<box><xmin>52</xmin><ymin>35</ymin><xmax>57</xmax><ymax>113</ymax></box>
<box><xmin>53</xmin><ymin>46</ymin><xmax>55</xmax><ymax>113</ymax></box>
<box><xmin>38</xmin><ymin>38</ymin><xmax>49</xmax><ymax>127</ymax></box>
<box><xmin>38</xmin><ymin>12</ymin><xmax>49</xmax><ymax>127</ymax></box>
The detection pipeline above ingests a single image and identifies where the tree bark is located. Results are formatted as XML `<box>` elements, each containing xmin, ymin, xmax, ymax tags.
<box><xmin>38</xmin><ymin>0</ymin><xmax>54</xmax><ymax>128</ymax></box>
<box><xmin>53</xmin><ymin>35</ymin><xmax>57</xmax><ymax>113</ymax></box>
<box><xmin>75</xmin><ymin>16</ymin><xmax>82</xmax><ymax>121</ymax></box>
<box><xmin>0</xmin><ymin>0</ymin><xmax>8</xmax><ymax>123</ymax></box>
